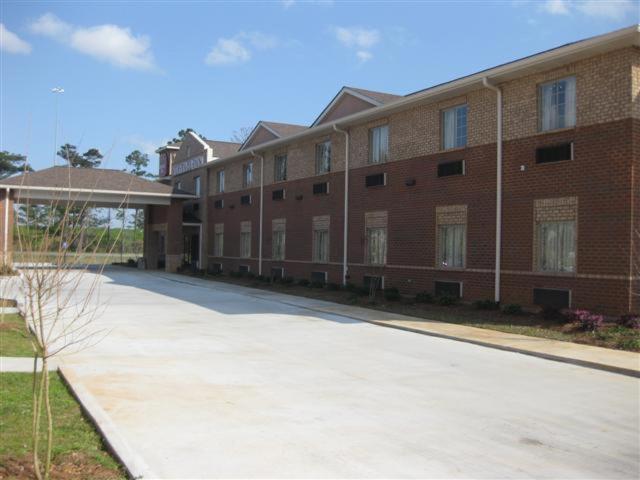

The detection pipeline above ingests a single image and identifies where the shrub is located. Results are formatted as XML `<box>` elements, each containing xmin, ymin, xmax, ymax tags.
<box><xmin>344</xmin><ymin>282</ymin><xmax>357</xmax><ymax>292</ymax></box>
<box><xmin>474</xmin><ymin>299</ymin><xmax>499</xmax><ymax>310</ymax></box>
<box><xmin>246</xmin><ymin>271</ymin><xmax>256</xmax><ymax>279</ymax></box>
<box><xmin>502</xmin><ymin>304</ymin><xmax>523</xmax><ymax>315</ymax></box>
<box><xmin>256</xmin><ymin>274</ymin><xmax>266</xmax><ymax>282</ymax></box>
<box><xmin>326</xmin><ymin>282</ymin><xmax>340</xmax><ymax>291</ymax></box>
<box><xmin>541</xmin><ymin>306</ymin><xmax>563</xmax><ymax>321</ymax></box>
<box><xmin>310</xmin><ymin>281</ymin><xmax>325</xmax><ymax>289</ymax></box>
<box><xmin>282</xmin><ymin>276</ymin><xmax>294</xmax><ymax>285</ymax></box>
<box><xmin>437</xmin><ymin>295</ymin><xmax>458</xmax><ymax>306</ymax></box>
<box><xmin>569</xmin><ymin>309</ymin><xmax>604</xmax><ymax>332</ymax></box>
<box><xmin>297</xmin><ymin>278</ymin><xmax>310</xmax><ymax>287</ymax></box>
<box><xmin>619</xmin><ymin>314</ymin><xmax>640</xmax><ymax>330</ymax></box>
<box><xmin>414</xmin><ymin>291</ymin><xmax>433</xmax><ymax>304</ymax></box>
<box><xmin>383</xmin><ymin>287</ymin><xmax>401</xmax><ymax>301</ymax></box>
<box><xmin>356</xmin><ymin>286</ymin><xmax>370</xmax><ymax>297</ymax></box>
<box><xmin>126</xmin><ymin>258</ymin><xmax>136</xmax><ymax>267</ymax></box>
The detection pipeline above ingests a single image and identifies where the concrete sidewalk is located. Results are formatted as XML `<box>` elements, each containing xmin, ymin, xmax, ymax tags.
<box><xmin>155</xmin><ymin>272</ymin><xmax>640</xmax><ymax>378</ymax></box>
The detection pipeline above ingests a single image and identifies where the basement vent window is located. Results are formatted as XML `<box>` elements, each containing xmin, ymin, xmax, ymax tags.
<box><xmin>365</xmin><ymin>173</ymin><xmax>386</xmax><ymax>188</ymax></box>
<box><xmin>438</xmin><ymin>160</ymin><xmax>465</xmax><ymax>177</ymax></box>
<box><xmin>536</xmin><ymin>143</ymin><xmax>573</xmax><ymax>164</ymax></box>
<box><xmin>271</xmin><ymin>267</ymin><xmax>284</xmax><ymax>281</ymax></box>
<box><xmin>313</xmin><ymin>182</ymin><xmax>329</xmax><ymax>195</ymax></box>
<box><xmin>240</xmin><ymin>195</ymin><xmax>252</xmax><ymax>206</ymax></box>
<box><xmin>533</xmin><ymin>288</ymin><xmax>571</xmax><ymax>309</ymax></box>
<box><xmin>272</xmin><ymin>189</ymin><xmax>285</xmax><ymax>201</ymax></box>
<box><xmin>209</xmin><ymin>263</ymin><xmax>223</xmax><ymax>274</ymax></box>
<box><xmin>238</xmin><ymin>265</ymin><xmax>250</xmax><ymax>273</ymax></box>
<box><xmin>434</xmin><ymin>281</ymin><xmax>462</xmax><ymax>298</ymax></box>
<box><xmin>311</xmin><ymin>271</ymin><xmax>327</xmax><ymax>284</ymax></box>
<box><xmin>363</xmin><ymin>275</ymin><xmax>384</xmax><ymax>291</ymax></box>
<box><xmin>214</xmin><ymin>199</ymin><xmax>224</xmax><ymax>209</ymax></box>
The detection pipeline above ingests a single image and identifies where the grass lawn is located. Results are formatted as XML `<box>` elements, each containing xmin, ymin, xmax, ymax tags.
<box><xmin>0</xmin><ymin>372</ymin><xmax>125</xmax><ymax>479</ymax></box>
<box><xmin>0</xmin><ymin>314</ymin><xmax>34</xmax><ymax>357</ymax></box>
<box><xmin>189</xmin><ymin>273</ymin><xmax>640</xmax><ymax>352</ymax></box>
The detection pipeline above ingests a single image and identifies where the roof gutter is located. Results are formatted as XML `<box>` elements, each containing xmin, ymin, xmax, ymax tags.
<box><xmin>482</xmin><ymin>77</ymin><xmax>503</xmax><ymax>304</ymax></box>
<box><xmin>205</xmin><ymin>25</ymin><xmax>639</xmax><ymax>169</ymax></box>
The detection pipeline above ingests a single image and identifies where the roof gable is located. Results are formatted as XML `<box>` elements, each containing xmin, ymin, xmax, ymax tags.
<box><xmin>312</xmin><ymin>87</ymin><xmax>400</xmax><ymax>126</ymax></box>
<box><xmin>240</xmin><ymin>121</ymin><xmax>307</xmax><ymax>151</ymax></box>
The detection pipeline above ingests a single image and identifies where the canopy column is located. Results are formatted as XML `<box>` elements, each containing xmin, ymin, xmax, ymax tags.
<box><xmin>1</xmin><ymin>188</ymin><xmax>14</xmax><ymax>267</ymax></box>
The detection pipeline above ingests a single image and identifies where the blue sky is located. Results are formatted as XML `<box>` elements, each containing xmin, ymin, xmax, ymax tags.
<box><xmin>1</xmin><ymin>0</ymin><xmax>638</xmax><ymax>174</ymax></box>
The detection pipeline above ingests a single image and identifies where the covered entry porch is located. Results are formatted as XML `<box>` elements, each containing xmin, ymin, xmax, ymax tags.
<box><xmin>0</xmin><ymin>166</ymin><xmax>194</xmax><ymax>272</ymax></box>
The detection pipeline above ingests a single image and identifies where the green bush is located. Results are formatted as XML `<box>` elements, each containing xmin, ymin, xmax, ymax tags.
<box><xmin>474</xmin><ymin>299</ymin><xmax>499</xmax><ymax>310</ymax></box>
<box><xmin>281</xmin><ymin>276</ymin><xmax>294</xmax><ymax>284</ymax></box>
<box><xmin>541</xmin><ymin>306</ymin><xmax>563</xmax><ymax>321</ymax></box>
<box><xmin>502</xmin><ymin>304</ymin><xmax>523</xmax><ymax>315</ymax></box>
<box><xmin>437</xmin><ymin>295</ymin><xmax>458</xmax><ymax>306</ymax></box>
<box><xmin>356</xmin><ymin>286</ymin><xmax>370</xmax><ymax>297</ymax></box>
<box><xmin>383</xmin><ymin>287</ymin><xmax>401</xmax><ymax>301</ymax></box>
<box><xmin>297</xmin><ymin>278</ymin><xmax>310</xmax><ymax>287</ymax></box>
<box><xmin>344</xmin><ymin>282</ymin><xmax>357</xmax><ymax>292</ymax></box>
<box><xmin>326</xmin><ymin>282</ymin><xmax>340</xmax><ymax>291</ymax></box>
<box><xmin>246</xmin><ymin>271</ymin><xmax>256</xmax><ymax>279</ymax></box>
<box><xmin>415</xmin><ymin>291</ymin><xmax>433</xmax><ymax>304</ymax></box>
<box><xmin>310</xmin><ymin>281</ymin><xmax>325</xmax><ymax>288</ymax></box>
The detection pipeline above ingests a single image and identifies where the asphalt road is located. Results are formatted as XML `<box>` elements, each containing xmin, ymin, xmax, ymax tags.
<box><xmin>58</xmin><ymin>268</ymin><xmax>640</xmax><ymax>479</ymax></box>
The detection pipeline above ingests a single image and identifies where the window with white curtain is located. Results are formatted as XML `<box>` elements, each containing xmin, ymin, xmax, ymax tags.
<box><xmin>537</xmin><ymin>220</ymin><xmax>576</xmax><ymax>272</ymax></box>
<box><xmin>369</xmin><ymin>125</ymin><xmax>389</xmax><ymax>164</ymax></box>
<box><xmin>272</xmin><ymin>230</ymin><xmax>285</xmax><ymax>260</ymax></box>
<box><xmin>315</xmin><ymin>141</ymin><xmax>331</xmax><ymax>174</ymax></box>
<box><xmin>274</xmin><ymin>154</ymin><xmax>287</xmax><ymax>182</ymax></box>
<box><xmin>366</xmin><ymin>227</ymin><xmax>387</xmax><ymax>265</ymax></box>
<box><xmin>194</xmin><ymin>176</ymin><xmax>201</xmax><ymax>197</ymax></box>
<box><xmin>438</xmin><ymin>224</ymin><xmax>466</xmax><ymax>268</ymax></box>
<box><xmin>243</xmin><ymin>163</ymin><xmax>253</xmax><ymax>187</ymax></box>
<box><xmin>214</xmin><ymin>224</ymin><xmax>224</xmax><ymax>257</ymax></box>
<box><xmin>216</xmin><ymin>170</ymin><xmax>225</xmax><ymax>193</ymax></box>
<box><xmin>240</xmin><ymin>232</ymin><xmax>251</xmax><ymax>258</ymax></box>
<box><xmin>539</xmin><ymin>76</ymin><xmax>576</xmax><ymax>132</ymax></box>
<box><xmin>313</xmin><ymin>229</ymin><xmax>329</xmax><ymax>263</ymax></box>
<box><xmin>442</xmin><ymin>104</ymin><xmax>467</xmax><ymax>150</ymax></box>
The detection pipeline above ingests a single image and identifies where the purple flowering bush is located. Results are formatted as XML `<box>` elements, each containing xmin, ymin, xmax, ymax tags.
<box><xmin>568</xmin><ymin>309</ymin><xmax>604</xmax><ymax>332</ymax></box>
<box><xmin>619</xmin><ymin>314</ymin><xmax>640</xmax><ymax>330</ymax></box>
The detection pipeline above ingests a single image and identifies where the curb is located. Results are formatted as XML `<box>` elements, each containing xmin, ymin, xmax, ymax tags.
<box><xmin>158</xmin><ymin>273</ymin><xmax>640</xmax><ymax>379</ymax></box>
<box><xmin>58</xmin><ymin>366</ymin><xmax>157</xmax><ymax>480</ymax></box>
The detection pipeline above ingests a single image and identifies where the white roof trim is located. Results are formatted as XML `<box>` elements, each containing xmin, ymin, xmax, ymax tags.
<box><xmin>0</xmin><ymin>184</ymin><xmax>195</xmax><ymax>199</ymax></box>
<box><xmin>312</xmin><ymin>87</ymin><xmax>383</xmax><ymax>127</ymax></box>
<box><xmin>187</xmin><ymin>130</ymin><xmax>210</xmax><ymax>151</ymax></box>
<box><xmin>240</xmin><ymin>121</ymin><xmax>281</xmax><ymax>151</ymax></box>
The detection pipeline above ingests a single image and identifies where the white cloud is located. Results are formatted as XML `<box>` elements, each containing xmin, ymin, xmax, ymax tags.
<box><xmin>542</xmin><ymin>0</ymin><xmax>570</xmax><ymax>14</ymax></box>
<box><xmin>29</xmin><ymin>13</ymin><xmax>156</xmax><ymax>71</ymax></box>
<box><xmin>281</xmin><ymin>0</ymin><xmax>296</xmax><ymax>8</ymax></box>
<box><xmin>0</xmin><ymin>23</ymin><xmax>32</xmax><ymax>54</ymax></box>
<box><xmin>538</xmin><ymin>0</ymin><xmax>636</xmax><ymax>19</ymax></box>
<box><xmin>331</xmin><ymin>26</ymin><xmax>380</xmax><ymax>63</ymax></box>
<box><xmin>204</xmin><ymin>31</ymin><xmax>279</xmax><ymax>66</ymax></box>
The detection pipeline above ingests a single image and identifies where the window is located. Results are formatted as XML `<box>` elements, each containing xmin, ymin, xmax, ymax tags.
<box><xmin>214</xmin><ymin>199</ymin><xmax>224</xmax><ymax>209</ymax></box>
<box><xmin>194</xmin><ymin>176</ymin><xmax>201</xmax><ymax>197</ymax></box>
<box><xmin>365</xmin><ymin>173</ymin><xmax>386</xmax><ymax>187</ymax></box>
<box><xmin>216</xmin><ymin>170</ymin><xmax>225</xmax><ymax>193</ymax></box>
<box><xmin>272</xmin><ymin>189</ymin><xmax>285</xmax><ymax>201</ymax></box>
<box><xmin>539</xmin><ymin>76</ymin><xmax>576</xmax><ymax>132</ymax></box>
<box><xmin>311</xmin><ymin>271</ymin><xmax>327</xmax><ymax>284</ymax></box>
<box><xmin>435</xmin><ymin>281</ymin><xmax>462</xmax><ymax>298</ymax></box>
<box><xmin>442</xmin><ymin>104</ymin><xmax>467</xmax><ymax>150</ymax></box>
<box><xmin>533</xmin><ymin>288</ymin><xmax>571</xmax><ymax>309</ymax></box>
<box><xmin>438</xmin><ymin>160</ymin><xmax>465</xmax><ymax>177</ymax></box>
<box><xmin>366</xmin><ymin>228</ymin><xmax>387</xmax><ymax>265</ymax></box>
<box><xmin>369</xmin><ymin>125</ymin><xmax>389</xmax><ymax>164</ymax></box>
<box><xmin>438</xmin><ymin>224</ymin><xmax>466</xmax><ymax>268</ymax></box>
<box><xmin>537</xmin><ymin>221</ymin><xmax>576</xmax><ymax>273</ymax></box>
<box><xmin>240</xmin><ymin>221</ymin><xmax>251</xmax><ymax>259</ymax></box>
<box><xmin>363</xmin><ymin>275</ymin><xmax>384</xmax><ymax>291</ymax></box>
<box><xmin>239</xmin><ymin>265</ymin><xmax>250</xmax><ymax>273</ymax></box>
<box><xmin>240</xmin><ymin>195</ymin><xmax>252</xmax><ymax>206</ymax></box>
<box><xmin>312</xmin><ymin>216</ymin><xmax>330</xmax><ymax>263</ymax></box>
<box><xmin>274</xmin><ymin>154</ymin><xmax>287</xmax><ymax>182</ymax></box>
<box><xmin>313</xmin><ymin>182</ymin><xmax>329</xmax><ymax>195</ymax></box>
<box><xmin>214</xmin><ymin>224</ymin><xmax>224</xmax><ymax>257</ymax></box>
<box><xmin>271</xmin><ymin>267</ymin><xmax>284</xmax><ymax>280</ymax></box>
<box><xmin>272</xmin><ymin>219</ymin><xmax>286</xmax><ymax>260</ymax></box>
<box><xmin>315</xmin><ymin>140</ymin><xmax>331</xmax><ymax>174</ymax></box>
<box><xmin>243</xmin><ymin>162</ymin><xmax>253</xmax><ymax>187</ymax></box>
<box><xmin>536</xmin><ymin>143</ymin><xmax>573</xmax><ymax>164</ymax></box>
<box><xmin>176</xmin><ymin>181</ymin><xmax>182</xmax><ymax>191</ymax></box>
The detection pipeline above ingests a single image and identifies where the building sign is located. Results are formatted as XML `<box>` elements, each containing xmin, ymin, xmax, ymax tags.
<box><xmin>172</xmin><ymin>154</ymin><xmax>205</xmax><ymax>175</ymax></box>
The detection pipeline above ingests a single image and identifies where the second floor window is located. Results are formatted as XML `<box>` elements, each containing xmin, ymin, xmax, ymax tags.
<box><xmin>539</xmin><ymin>76</ymin><xmax>576</xmax><ymax>132</ymax></box>
<box><xmin>194</xmin><ymin>176</ymin><xmax>201</xmax><ymax>197</ymax></box>
<box><xmin>315</xmin><ymin>140</ymin><xmax>331</xmax><ymax>175</ymax></box>
<box><xmin>274</xmin><ymin>154</ymin><xmax>287</xmax><ymax>182</ymax></box>
<box><xmin>442</xmin><ymin>104</ymin><xmax>467</xmax><ymax>150</ymax></box>
<box><xmin>216</xmin><ymin>170</ymin><xmax>225</xmax><ymax>193</ymax></box>
<box><xmin>369</xmin><ymin>125</ymin><xmax>389</xmax><ymax>164</ymax></box>
<box><xmin>243</xmin><ymin>162</ymin><xmax>253</xmax><ymax>187</ymax></box>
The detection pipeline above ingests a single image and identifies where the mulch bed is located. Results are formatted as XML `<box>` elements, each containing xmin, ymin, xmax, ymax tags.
<box><xmin>0</xmin><ymin>453</ymin><xmax>123</xmax><ymax>480</ymax></box>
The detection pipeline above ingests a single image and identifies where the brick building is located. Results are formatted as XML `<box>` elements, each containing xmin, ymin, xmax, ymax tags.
<box><xmin>146</xmin><ymin>26</ymin><xmax>640</xmax><ymax>315</ymax></box>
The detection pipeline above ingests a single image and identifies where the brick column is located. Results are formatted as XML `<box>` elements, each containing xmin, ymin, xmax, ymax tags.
<box><xmin>165</xmin><ymin>199</ymin><xmax>183</xmax><ymax>272</ymax></box>
<box><xmin>0</xmin><ymin>189</ymin><xmax>14</xmax><ymax>267</ymax></box>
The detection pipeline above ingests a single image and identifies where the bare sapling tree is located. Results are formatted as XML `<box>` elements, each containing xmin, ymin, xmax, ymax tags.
<box><xmin>10</xmin><ymin>167</ymin><xmax>132</xmax><ymax>480</ymax></box>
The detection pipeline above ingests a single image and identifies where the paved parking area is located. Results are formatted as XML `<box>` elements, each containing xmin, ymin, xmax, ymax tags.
<box><xmin>58</xmin><ymin>268</ymin><xmax>639</xmax><ymax>479</ymax></box>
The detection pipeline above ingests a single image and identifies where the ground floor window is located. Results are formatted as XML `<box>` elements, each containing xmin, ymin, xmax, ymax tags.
<box><xmin>438</xmin><ymin>224</ymin><xmax>466</xmax><ymax>268</ymax></box>
<box><xmin>272</xmin><ymin>218</ymin><xmax>286</xmax><ymax>260</ymax></box>
<box><xmin>537</xmin><ymin>221</ymin><xmax>576</xmax><ymax>273</ymax></box>
<box><xmin>214</xmin><ymin>223</ymin><xmax>224</xmax><ymax>257</ymax></box>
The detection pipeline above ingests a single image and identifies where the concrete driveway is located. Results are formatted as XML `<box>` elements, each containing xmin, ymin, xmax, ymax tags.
<box><xmin>57</xmin><ymin>268</ymin><xmax>639</xmax><ymax>479</ymax></box>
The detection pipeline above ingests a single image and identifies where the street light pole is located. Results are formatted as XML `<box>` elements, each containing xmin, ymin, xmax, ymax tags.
<box><xmin>51</xmin><ymin>87</ymin><xmax>64</xmax><ymax>166</ymax></box>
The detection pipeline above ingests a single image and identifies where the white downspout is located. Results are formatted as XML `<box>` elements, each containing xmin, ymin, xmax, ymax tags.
<box><xmin>251</xmin><ymin>150</ymin><xmax>264</xmax><ymax>276</ymax></box>
<box><xmin>483</xmin><ymin>77</ymin><xmax>503</xmax><ymax>304</ymax></box>
<box><xmin>333</xmin><ymin>124</ymin><xmax>349</xmax><ymax>286</ymax></box>
<box><xmin>3</xmin><ymin>188</ymin><xmax>10</xmax><ymax>265</ymax></box>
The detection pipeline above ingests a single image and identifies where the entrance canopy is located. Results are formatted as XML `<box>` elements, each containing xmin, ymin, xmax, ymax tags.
<box><xmin>1</xmin><ymin>166</ymin><xmax>194</xmax><ymax>207</ymax></box>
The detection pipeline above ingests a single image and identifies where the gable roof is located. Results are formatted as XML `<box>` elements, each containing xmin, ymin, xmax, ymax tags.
<box><xmin>312</xmin><ymin>86</ymin><xmax>400</xmax><ymax>126</ymax></box>
<box><xmin>240</xmin><ymin>120</ymin><xmax>307</xmax><ymax>150</ymax></box>
<box><xmin>205</xmin><ymin>140</ymin><xmax>241</xmax><ymax>158</ymax></box>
